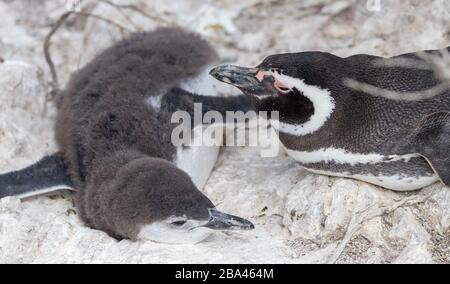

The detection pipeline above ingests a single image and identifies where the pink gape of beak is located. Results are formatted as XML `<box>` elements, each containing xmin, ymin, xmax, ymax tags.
<box><xmin>274</xmin><ymin>79</ymin><xmax>290</xmax><ymax>95</ymax></box>
<box><xmin>255</xmin><ymin>70</ymin><xmax>290</xmax><ymax>95</ymax></box>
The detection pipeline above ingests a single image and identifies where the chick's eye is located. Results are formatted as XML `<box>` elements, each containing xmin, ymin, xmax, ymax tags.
<box><xmin>171</xmin><ymin>220</ymin><xmax>187</xmax><ymax>226</ymax></box>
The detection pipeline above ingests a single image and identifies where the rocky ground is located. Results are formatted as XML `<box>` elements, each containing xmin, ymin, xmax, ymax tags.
<box><xmin>0</xmin><ymin>0</ymin><xmax>449</xmax><ymax>263</ymax></box>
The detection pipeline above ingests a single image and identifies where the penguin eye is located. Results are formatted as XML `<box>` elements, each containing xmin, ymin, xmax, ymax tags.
<box><xmin>171</xmin><ymin>220</ymin><xmax>187</xmax><ymax>226</ymax></box>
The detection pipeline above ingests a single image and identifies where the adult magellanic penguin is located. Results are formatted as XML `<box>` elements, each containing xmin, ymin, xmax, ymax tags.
<box><xmin>0</xmin><ymin>27</ymin><xmax>254</xmax><ymax>243</ymax></box>
<box><xmin>210</xmin><ymin>47</ymin><xmax>450</xmax><ymax>191</ymax></box>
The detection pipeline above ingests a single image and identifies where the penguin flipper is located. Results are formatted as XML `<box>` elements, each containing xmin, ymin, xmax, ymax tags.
<box><xmin>0</xmin><ymin>154</ymin><xmax>75</xmax><ymax>199</ymax></box>
<box><xmin>398</xmin><ymin>112</ymin><xmax>450</xmax><ymax>185</ymax></box>
<box><xmin>162</xmin><ymin>87</ymin><xmax>253</xmax><ymax>116</ymax></box>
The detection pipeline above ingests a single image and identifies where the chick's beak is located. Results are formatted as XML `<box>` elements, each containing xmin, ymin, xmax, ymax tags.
<box><xmin>201</xmin><ymin>208</ymin><xmax>255</xmax><ymax>231</ymax></box>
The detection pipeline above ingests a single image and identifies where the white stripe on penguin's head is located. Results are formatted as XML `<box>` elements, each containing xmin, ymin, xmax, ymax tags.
<box><xmin>268</xmin><ymin>71</ymin><xmax>335</xmax><ymax>136</ymax></box>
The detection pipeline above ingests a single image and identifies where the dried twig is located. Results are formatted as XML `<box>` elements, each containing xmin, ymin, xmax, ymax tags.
<box><xmin>43</xmin><ymin>10</ymin><xmax>132</xmax><ymax>104</ymax></box>
<box><xmin>76</xmin><ymin>11</ymin><xmax>131</xmax><ymax>34</ymax></box>
<box><xmin>43</xmin><ymin>11</ymin><xmax>73</xmax><ymax>94</ymax></box>
<box><xmin>98</xmin><ymin>0</ymin><xmax>141</xmax><ymax>31</ymax></box>
<box><xmin>43</xmin><ymin>0</ymin><xmax>173</xmax><ymax>100</ymax></box>
<box><xmin>99</xmin><ymin>0</ymin><xmax>174</xmax><ymax>25</ymax></box>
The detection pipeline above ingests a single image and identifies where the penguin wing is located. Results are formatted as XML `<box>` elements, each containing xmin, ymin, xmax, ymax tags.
<box><xmin>0</xmin><ymin>154</ymin><xmax>74</xmax><ymax>199</ymax></box>
<box><xmin>394</xmin><ymin>112</ymin><xmax>450</xmax><ymax>186</ymax></box>
<box><xmin>344</xmin><ymin>47</ymin><xmax>449</xmax><ymax>100</ymax></box>
<box><xmin>162</xmin><ymin>87</ymin><xmax>253</xmax><ymax>121</ymax></box>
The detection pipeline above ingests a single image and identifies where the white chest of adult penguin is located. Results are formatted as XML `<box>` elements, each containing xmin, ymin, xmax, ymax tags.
<box><xmin>210</xmin><ymin>48</ymin><xmax>450</xmax><ymax>191</ymax></box>
<box><xmin>0</xmin><ymin>27</ymin><xmax>254</xmax><ymax>243</ymax></box>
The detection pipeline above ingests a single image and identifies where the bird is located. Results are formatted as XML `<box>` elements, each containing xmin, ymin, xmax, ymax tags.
<box><xmin>0</xmin><ymin>27</ymin><xmax>255</xmax><ymax>243</ymax></box>
<box><xmin>210</xmin><ymin>47</ymin><xmax>450</xmax><ymax>191</ymax></box>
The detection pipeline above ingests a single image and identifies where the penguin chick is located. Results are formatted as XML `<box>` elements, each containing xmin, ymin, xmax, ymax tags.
<box><xmin>82</xmin><ymin>149</ymin><xmax>252</xmax><ymax>243</ymax></box>
<box><xmin>56</xmin><ymin>27</ymin><xmax>254</xmax><ymax>242</ymax></box>
<box><xmin>210</xmin><ymin>47</ymin><xmax>450</xmax><ymax>191</ymax></box>
<box><xmin>1</xmin><ymin>27</ymin><xmax>254</xmax><ymax>243</ymax></box>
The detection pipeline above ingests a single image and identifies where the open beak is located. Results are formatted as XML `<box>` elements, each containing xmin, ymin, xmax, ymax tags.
<box><xmin>209</xmin><ymin>65</ymin><xmax>269</xmax><ymax>95</ymax></box>
<box><xmin>201</xmin><ymin>208</ymin><xmax>255</xmax><ymax>231</ymax></box>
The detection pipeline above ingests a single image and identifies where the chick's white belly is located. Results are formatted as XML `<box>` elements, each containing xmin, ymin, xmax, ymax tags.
<box><xmin>175</xmin><ymin>145</ymin><xmax>219</xmax><ymax>190</ymax></box>
<box><xmin>174</xmin><ymin>126</ymin><xmax>221</xmax><ymax>190</ymax></box>
<box><xmin>171</xmin><ymin>65</ymin><xmax>233</xmax><ymax>189</ymax></box>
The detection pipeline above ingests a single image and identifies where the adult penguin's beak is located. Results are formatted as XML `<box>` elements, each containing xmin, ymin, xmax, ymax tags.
<box><xmin>210</xmin><ymin>65</ymin><xmax>269</xmax><ymax>95</ymax></box>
